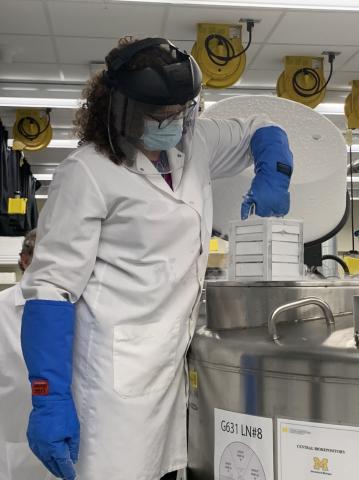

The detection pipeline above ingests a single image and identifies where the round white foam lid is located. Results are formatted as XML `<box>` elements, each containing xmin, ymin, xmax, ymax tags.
<box><xmin>203</xmin><ymin>95</ymin><xmax>348</xmax><ymax>244</ymax></box>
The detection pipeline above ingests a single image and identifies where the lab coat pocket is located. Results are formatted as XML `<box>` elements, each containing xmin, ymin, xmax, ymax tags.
<box><xmin>113</xmin><ymin>321</ymin><xmax>179</xmax><ymax>398</ymax></box>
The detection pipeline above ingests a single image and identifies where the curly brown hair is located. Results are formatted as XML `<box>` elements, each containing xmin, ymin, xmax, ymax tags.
<box><xmin>18</xmin><ymin>228</ymin><xmax>36</xmax><ymax>272</ymax></box>
<box><xmin>74</xmin><ymin>37</ymin><xmax>179</xmax><ymax>165</ymax></box>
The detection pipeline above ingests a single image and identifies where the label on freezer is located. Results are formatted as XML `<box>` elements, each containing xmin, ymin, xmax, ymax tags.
<box><xmin>277</xmin><ymin>418</ymin><xmax>359</xmax><ymax>479</ymax></box>
<box><xmin>214</xmin><ymin>409</ymin><xmax>273</xmax><ymax>480</ymax></box>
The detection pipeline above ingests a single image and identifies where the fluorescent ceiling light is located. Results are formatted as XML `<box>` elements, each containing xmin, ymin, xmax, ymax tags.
<box><xmin>2</xmin><ymin>86</ymin><xmax>39</xmax><ymax>92</ymax></box>
<box><xmin>0</xmin><ymin>97</ymin><xmax>82</xmax><ymax>109</ymax></box>
<box><xmin>117</xmin><ymin>0</ymin><xmax>359</xmax><ymax>11</ymax></box>
<box><xmin>35</xmin><ymin>194</ymin><xmax>48</xmax><ymax>199</ymax></box>
<box><xmin>347</xmin><ymin>177</ymin><xmax>359</xmax><ymax>182</ymax></box>
<box><xmin>46</xmin><ymin>88</ymin><xmax>83</xmax><ymax>93</ymax></box>
<box><xmin>2</xmin><ymin>96</ymin><xmax>343</xmax><ymax>115</ymax></box>
<box><xmin>33</xmin><ymin>174</ymin><xmax>53</xmax><ymax>181</ymax></box>
<box><xmin>45</xmin><ymin>139</ymin><xmax>78</xmax><ymax>148</ymax></box>
<box><xmin>205</xmin><ymin>99</ymin><xmax>346</xmax><ymax>115</ymax></box>
<box><xmin>8</xmin><ymin>139</ymin><xmax>78</xmax><ymax>149</ymax></box>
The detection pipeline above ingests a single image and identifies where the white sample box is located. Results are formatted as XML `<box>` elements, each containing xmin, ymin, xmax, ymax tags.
<box><xmin>228</xmin><ymin>218</ymin><xmax>304</xmax><ymax>281</ymax></box>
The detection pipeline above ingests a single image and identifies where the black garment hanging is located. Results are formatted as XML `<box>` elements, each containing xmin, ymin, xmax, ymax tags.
<box><xmin>0</xmin><ymin>121</ymin><xmax>9</xmax><ymax>215</ymax></box>
<box><xmin>20</xmin><ymin>157</ymin><xmax>41</xmax><ymax>232</ymax></box>
<box><xmin>0</xmin><ymin>122</ymin><xmax>40</xmax><ymax>236</ymax></box>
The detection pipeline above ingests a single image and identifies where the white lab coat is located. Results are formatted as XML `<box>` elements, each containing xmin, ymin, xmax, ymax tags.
<box><xmin>21</xmin><ymin>115</ymin><xmax>274</xmax><ymax>480</ymax></box>
<box><xmin>0</xmin><ymin>284</ymin><xmax>51</xmax><ymax>480</ymax></box>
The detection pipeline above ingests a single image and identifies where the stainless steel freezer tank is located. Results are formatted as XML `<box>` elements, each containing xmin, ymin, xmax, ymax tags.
<box><xmin>187</xmin><ymin>281</ymin><xmax>359</xmax><ymax>479</ymax></box>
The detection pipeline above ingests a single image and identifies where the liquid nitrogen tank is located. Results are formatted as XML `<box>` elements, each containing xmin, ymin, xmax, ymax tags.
<box><xmin>187</xmin><ymin>96</ymin><xmax>359</xmax><ymax>480</ymax></box>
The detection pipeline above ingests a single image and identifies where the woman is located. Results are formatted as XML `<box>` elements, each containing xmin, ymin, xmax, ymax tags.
<box><xmin>20</xmin><ymin>37</ymin><xmax>292</xmax><ymax>480</ymax></box>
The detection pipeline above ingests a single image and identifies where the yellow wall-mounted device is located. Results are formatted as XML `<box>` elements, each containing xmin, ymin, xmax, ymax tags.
<box><xmin>8</xmin><ymin>195</ymin><xmax>27</xmax><ymax>215</ymax></box>
<box><xmin>13</xmin><ymin>109</ymin><xmax>52</xmax><ymax>152</ymax></box>
<box><xmin>191</xmin><ymin>23</ymin><xmax>246</xmax><ymax>88</ymax></box>
<box><xmin>276</xmin><ymin>56</ymin><xmax>326</xmax><ymax>108</ymax></box>
<box><xmin>345</xmin><ymin>81</ymin><xmax>359</xmax><ymax>130</ymax></box>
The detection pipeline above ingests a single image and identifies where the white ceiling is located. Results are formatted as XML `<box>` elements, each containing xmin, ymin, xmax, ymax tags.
<box><xmin>1</xmin><ymin>0</ymin><xmax>359</xmax><ymax>195</ymax></box>
<box><xmin>1</xmin><ymin>1</ymin><xmax>359</xmax><ymax>85</ymax></box>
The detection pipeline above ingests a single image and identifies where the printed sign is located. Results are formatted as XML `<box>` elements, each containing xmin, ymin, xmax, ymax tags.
<box><xmin>214</xmin><ymin>409</ymin><xmax>273</xmax><ymax>480</ymax></box>
<box><xmin>277</xmin><ymin>418</ymin><xmax>359</xmax><ymax>479</ymax></box>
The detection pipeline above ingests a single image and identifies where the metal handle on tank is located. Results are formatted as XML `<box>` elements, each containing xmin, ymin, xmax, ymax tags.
<box><xmin>268</xmin><ymin>297</ymin><xmax>335</xmax><ymax>342</ymax></box>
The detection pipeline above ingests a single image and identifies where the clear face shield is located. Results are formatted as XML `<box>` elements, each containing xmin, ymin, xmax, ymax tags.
<box><xmin>104</xmin><ymin>38</ymin><xmax>202</xmax><ymax>176</ymax></box>
<box><xmin>110</xmin><ymin>91</ymin><xmax>199</xmax><ymax>174</ymax></box>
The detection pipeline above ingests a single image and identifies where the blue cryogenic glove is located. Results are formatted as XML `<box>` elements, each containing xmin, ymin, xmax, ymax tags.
<box><xmin>21</xmin><ymin>300</ymin><xmax>80</xmax><ymax>480</ymax></box>
<box><xmin>241</xmin><ymin>126</ymin><xmax>293</xmax><ymax>220</ymax></box>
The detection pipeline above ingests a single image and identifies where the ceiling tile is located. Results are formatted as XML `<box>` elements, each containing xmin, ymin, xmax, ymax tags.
<box><xmin>165</xmin><ymin>6</ymin><xmax>283</xmax><ymax>41</ymax></box>
<box><xmin>340</xmin><ymin>51</ymin><xmax>359</xmax><ymax>71</ymax></box>
<box><xmin>60</xmin><ymin>64</ymin><xmax>92</xmax><ymax>82</ymax></box>
<box><xmin>250</xmin><ymin>44</ymin><xmax>359</xmax><ymax>71</ymax></box>
<box><xmin>0</xmin><ymin>63</ymin><xmax>62</xmax><ymax>82</ymax></box>
<box><xmin>330</xmin><ymin>71</ymin><xmax>359</xmax><ymax>89</ymax></box>
<box><xmin>56</xmin><ymin>37</ymin><xmax>117</xmax><ymax>64</ymax></box>
<box><xmin>236</xmin><ymin>69</ymin><xmax>278</xmax><ymax>88</ymax></box>
<box><xmin>48</xmin><ymin>2</ymin><xmax>166</xmax><ymax>37</ymax></box>
<box><xmin>169</xmin><ymin>40</ymin><xmax>196</xmax><ymax>52</ymax></box>
<box><xmin>268</xmin><ymin>10</ymin><xmax>359</xmax><ymax>46</ymax></box>
<box><xmin>0</xmin><ymin>1</ymin><xmax>50</xmax><ymax>35</ymax></box>
<box><xmin>49</xmin><ymin>110</ymin><xmax>78</xmax><ymax>128</ymax></box>
<box><xmin>0</xmin><ymin>35</ymin><xmax>57</xmax><ymax>64</ymax></box>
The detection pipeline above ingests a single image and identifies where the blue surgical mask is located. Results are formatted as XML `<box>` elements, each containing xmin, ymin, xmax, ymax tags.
<box><xmin>141</xmin><ymin>119</ymin><xmax>183</xmax><ymax>151</ymax></box>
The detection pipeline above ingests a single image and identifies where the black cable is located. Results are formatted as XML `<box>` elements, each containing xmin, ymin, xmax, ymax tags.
<box><xmin>204</xmin><ymin>20</ymin><xmax>254</xmax><ymax>67</ymax></box>
<box><xmin>292</xmin><ymin>53</ymin><xmax>335</xmax><ymax>98</ymax></box>
<box><xmin>321</xmin><ymin>255</ymin><xmax>350</xmax><ymax>275</ymax></box>
<box><xmin>107</xmin><ymin>89</ymin><xmax>117</xmax><ymax>157</ymax></box>
<box><xmin>349</xmin><ymin>142</ymin><xmax>356</xmax><ymax>253</ymax></box>
<box><xmin>17</xmin><ymin>109</ymin><xmax>51</xmax><ymax>141</ymax></box>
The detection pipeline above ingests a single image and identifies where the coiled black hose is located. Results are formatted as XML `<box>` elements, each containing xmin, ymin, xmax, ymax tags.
<box><xmin>204</xmin><ymin>21</ymin><xmax>254</xmax><ymax>67</ymax></box>
<box><xmin>17</xmin><ymin>109</ymin><xmax>51</xmax><ymax>141</ymax></box>
<box><xmin>292</xmin><ymin>53</ymin><xmax>335</xmax><ymax>98</ymax></box>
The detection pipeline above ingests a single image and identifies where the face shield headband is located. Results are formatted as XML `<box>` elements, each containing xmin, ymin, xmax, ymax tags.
<box><xmin>104</xmin><ymin>38</ymin><xmax>202</xmax><ymax>106</ymax></box>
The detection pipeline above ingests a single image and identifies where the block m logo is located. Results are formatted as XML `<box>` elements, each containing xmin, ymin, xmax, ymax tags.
<box><xmin>313</xmin><ymin>457</ymin><xmax>329</xmax><ymax>472</ymax></box>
